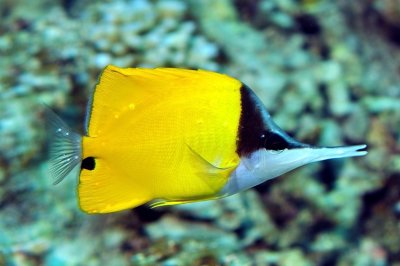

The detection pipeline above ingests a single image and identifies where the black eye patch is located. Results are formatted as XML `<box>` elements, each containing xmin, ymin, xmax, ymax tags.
<box><xmin>81</xmin><ymin>157</ymin><xmax>95</xmax><ymax>170</ymax></box>
<box><xmin>263</xmin><ymin>132</ymin><xmax>289</xmax><ymax>151</ymax></box>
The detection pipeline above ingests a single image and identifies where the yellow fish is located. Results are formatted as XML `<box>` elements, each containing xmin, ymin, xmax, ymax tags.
<box><xmin>47</xmin><ymin>65</ymin><xmax>367</xmax><ymax>214</ymax></box>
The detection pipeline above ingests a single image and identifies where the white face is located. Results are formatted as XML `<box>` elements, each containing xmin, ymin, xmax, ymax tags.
<box><xmin>220</xmin><ymin>144</ymin><xmax>367</xmax><ymax>196</ymax></box>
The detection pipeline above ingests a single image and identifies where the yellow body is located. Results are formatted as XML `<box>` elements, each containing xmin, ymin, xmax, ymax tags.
<box><xmin>79</xmin><ymin>66</ymin><xmax>242</xmax><ymax>213</ymax></box>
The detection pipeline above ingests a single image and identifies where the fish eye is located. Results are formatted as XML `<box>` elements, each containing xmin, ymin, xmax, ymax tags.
<box><xmin>264</xmin><ymin>132</ymin><xmax>289</xmax><ymax>151</ymax></box>
<box><xmin>81</xmin><ymin>157</ymin><xmax>95</xmax><ymax>170</ymax></box>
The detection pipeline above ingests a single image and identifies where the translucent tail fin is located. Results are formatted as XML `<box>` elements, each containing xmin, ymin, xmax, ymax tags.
<box><xmin>45</xmin><ymin>108</ymin><xmax>82</xmax><ymax>185</ymax></box>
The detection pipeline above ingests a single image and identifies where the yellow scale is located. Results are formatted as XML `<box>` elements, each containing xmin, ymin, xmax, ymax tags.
<box><xmin>80</xmin><ymin>66</ymin><xmax>242</xmax><ymax>213</ymax></box>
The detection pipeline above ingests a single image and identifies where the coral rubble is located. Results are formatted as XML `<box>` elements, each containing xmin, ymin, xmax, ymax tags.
<box><xmin>0</xmin><ymin>0</ymin><xmax>399</xmax><ymax>265</ymax></box>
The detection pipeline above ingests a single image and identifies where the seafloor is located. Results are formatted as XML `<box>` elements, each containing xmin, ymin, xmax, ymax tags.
<box><xmin>0</xmin><ymin>0</ymin><xmax>399</xmax><ymax>265</ymax></box>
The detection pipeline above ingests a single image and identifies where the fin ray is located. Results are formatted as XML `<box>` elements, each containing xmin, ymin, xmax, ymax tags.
<box><xmin>45</xmin><ymin>107</ymin><xmax>82</xmax><ymax>185</ymax></box>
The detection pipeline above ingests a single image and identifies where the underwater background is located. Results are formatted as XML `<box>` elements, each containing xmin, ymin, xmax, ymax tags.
<box><xmin>0</xmin><ymin>0</ymin><xmax>399</xmax><ymax>265</ymax></box>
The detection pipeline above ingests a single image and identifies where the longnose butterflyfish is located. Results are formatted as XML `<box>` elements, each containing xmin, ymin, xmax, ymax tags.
<box><xmin>47</xmin><ymin>65</ymin><xmax>367</xmax><ymax>214</ymax></box>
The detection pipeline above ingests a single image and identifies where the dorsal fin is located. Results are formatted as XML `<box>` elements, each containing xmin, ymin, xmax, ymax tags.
<box><xmin>86</xmin><ymin>65</ymin><xmax>240</xmax><ymax>137</ymax></box>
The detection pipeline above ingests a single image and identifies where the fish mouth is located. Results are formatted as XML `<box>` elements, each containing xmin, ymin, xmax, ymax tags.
<box><xmin>274</xmin><ymin>144</ymin><xmax>368</xmax><ymax>165</ymax></box>
<box><xmin>309</xmin><ymin>144</ymin><xmax>368</xmax><ymax>161</ymax></box>
<box><xmin>252</xmin><ymin>144</ymin><xmax>368</xmax><ymax>180</ymax></box>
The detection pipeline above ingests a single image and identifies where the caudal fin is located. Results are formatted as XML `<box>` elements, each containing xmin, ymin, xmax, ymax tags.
<box><xmin>45</xmin><ymin>108</ymin><xmax>82</xmax><ymax>184</ymax></box>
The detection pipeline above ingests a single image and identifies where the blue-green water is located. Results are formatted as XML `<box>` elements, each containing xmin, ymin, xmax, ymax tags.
<box><xmin>0</xmin><ymin>0</ymin><xmax>399</xmax><ymax>265</ymax></box>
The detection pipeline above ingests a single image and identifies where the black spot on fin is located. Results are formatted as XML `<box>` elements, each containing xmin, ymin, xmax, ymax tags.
<box><xmin>81</xmin><ymin>157</ymin><xmax>95</xmax><ymax>170</ymax></box>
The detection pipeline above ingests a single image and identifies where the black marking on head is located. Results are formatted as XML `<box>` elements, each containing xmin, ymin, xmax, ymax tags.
<box><xmin>236</xmin><ymin>84</ymin><xmax>267</xmax><ymax>156</ymax></box>
<box><xmin>263</xmin><ymin>131</ymin><xmax>291</xmax><ymax>151</ymax></box>
<box><xmin>81</xmin><ymin>157</ymin><xmax>95</xmax><ymax>170</ymax></box>
<box><xmin>237</xmin><ymin>84</ymin><xmax>308</xmax><ymax>156</ymax></box>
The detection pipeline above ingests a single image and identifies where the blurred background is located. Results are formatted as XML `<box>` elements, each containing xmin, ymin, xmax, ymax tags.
<box><xmin>0</xmin><ymin>0</ymin><xmax>399</xmax><ymax>265</ymax></box>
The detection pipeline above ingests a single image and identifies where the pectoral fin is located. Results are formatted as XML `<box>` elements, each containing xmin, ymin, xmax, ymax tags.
<box><xmin>186</xmin><ymin>144</ymin><xmax>237</xmax><ymax>193</ymax></box>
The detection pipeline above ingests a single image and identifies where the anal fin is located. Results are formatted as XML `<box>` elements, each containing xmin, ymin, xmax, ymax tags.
<box><xmin>149</xmin><ymin>195</ymin><xmax>224</xmax><ymax>208</ymax></box>
<box><xmin>78</xmin><ymin>158</ymin><xmax>151</xmax><ymax>214</ymax></box>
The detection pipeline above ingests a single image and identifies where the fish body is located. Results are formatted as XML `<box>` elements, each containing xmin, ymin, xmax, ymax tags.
<box><xmin>48</xmin><ymin>65</ymin><xmax>367</xmax><ymax>214</ymax></box>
